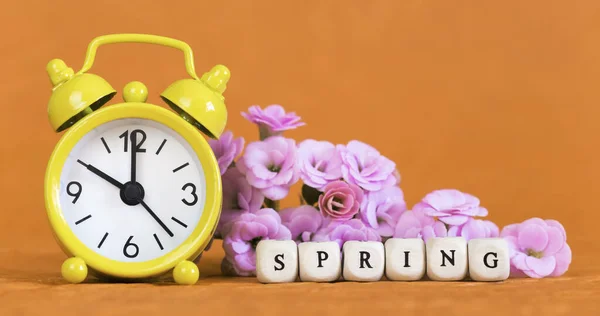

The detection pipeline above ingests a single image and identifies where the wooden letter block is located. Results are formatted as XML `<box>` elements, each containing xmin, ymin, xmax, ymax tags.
<box><xmin>256</xmin><ymin>240</ymin><xmax>298</xmax><ymax>283</ymax></box>
<box><xmin>426</xmin><ymin>237</ymin><xmax>468</xmax><ymax>281</ymax></box>
<box><xmin>468</xmin><ymin>238</ymin><xmax>510</xmax><ymax>281</ymax></box>
<box><xmin>385</xmin><ymin>238</ymin><xmax>426</xmax><ymax>281</ymax></box>
<box><xmin>342</xmin><ymin>241</ymin><xmax>385</xmax><ymax>282</ymax></box>
<box><xmin>299</xmin><ymin>241</ymin><xmax>341</xmax><ymax>282</ymax></box>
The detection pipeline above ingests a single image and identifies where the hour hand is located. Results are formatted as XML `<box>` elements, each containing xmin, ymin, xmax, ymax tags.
<box><xmin>77</xmin><ymin>159</ymin><xmax>124</xmax><ymax>189</ymax></box>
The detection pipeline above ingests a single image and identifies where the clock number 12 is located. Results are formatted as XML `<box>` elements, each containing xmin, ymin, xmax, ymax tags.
<box><xmin>119</xmin><ymin>129</ymin><xmax>147</xmax><ymax>152</ymax></box>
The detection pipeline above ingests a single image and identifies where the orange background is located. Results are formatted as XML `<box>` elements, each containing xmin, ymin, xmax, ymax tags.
<box><xmin>1</xmin><ymin>0</ymin><xmax>599</xmax><ymax>315</ymax></box>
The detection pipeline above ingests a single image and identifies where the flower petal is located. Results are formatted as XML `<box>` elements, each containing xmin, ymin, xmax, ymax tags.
<box><xmin>525</xmin><ymin>256</ymin><xmax>556</xmax><ymax>278</ymax></box>
<box><xmin>518</xmin><ymin>224</ymin><xmax>549</xmax><ymax>252</ymax></box>
<box><xmin>551</xmin><ymin>243</ymin><xmax>572</xmax><ymax>277</ymax></box>
<box><xmin>543</xmin><ymin>227</ymin><xmax>566</xmax><ymax>256</ymax></box>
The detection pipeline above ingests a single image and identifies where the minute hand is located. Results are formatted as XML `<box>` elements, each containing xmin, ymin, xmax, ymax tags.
<box><xmin>137</xmin><ymin>199</ymin><xmax>174</xmax><ymax>237</ymax></box>
<box><xmin>77</xmin><ymin>159</ymin><xmax>124</xmax><ymax>189</ymax></box>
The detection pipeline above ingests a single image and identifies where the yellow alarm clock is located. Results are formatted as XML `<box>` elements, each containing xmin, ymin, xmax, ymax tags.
<box><xmin>44</xmin><ymin>34</ymin><xmax>228</xmax><ymax>285</ymax></box>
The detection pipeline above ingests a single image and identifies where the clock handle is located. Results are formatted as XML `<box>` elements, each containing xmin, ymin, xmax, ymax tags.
<box><xmin>75</xmin><ymin>34</ymin><xmax>201</xmax><ymax>80</ymax></box>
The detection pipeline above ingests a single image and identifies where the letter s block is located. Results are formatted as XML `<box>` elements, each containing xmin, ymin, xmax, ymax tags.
<box><xmin>342</xmin><ymin>241</ymin><xmax>385</xmax><ymax>282</ymax></box>
<box><xmin>467</xmin><ymin>238</ymin><xmax>510</xmax><ymax>281</ymax></box>
<box><xmin>256</xmin><ymin>240</ymin><xmax>298</xmax><ymax>283</ymax></box>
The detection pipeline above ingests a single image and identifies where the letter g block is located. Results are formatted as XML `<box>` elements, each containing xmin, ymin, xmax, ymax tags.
<box><xmin>467</xmin><ymin>238</ymin><xmax>510</xmax><ymax>281</ymax></box>
<box><xmin>256</xmin><ymin>240</ymin><xmax>298</xmax><ymax>283</ymax></box>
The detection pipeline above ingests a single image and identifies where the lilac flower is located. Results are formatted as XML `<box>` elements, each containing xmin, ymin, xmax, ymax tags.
<box><xmin>412</xmin><ymin>189</ymin><xmax>488</xmax><ymax>226</ymax></box>
<box><xmin>241</xmin><ymin>105</ymin><xmax>305</xmax><ymax>138</ymax></box>
<box><xmin>393</xmin><ymin>210</ymin><xmax>448</xmax><ymax>243</ymax></box>
<box><xmin>360</xmin><ymin>186</ymin><xmax>407</xmax><ymax>238</ymax></box>
<box><xmin>208</xmin><ymin>130</ymin><xmax>245</xmax><ymax>175</ymax></box>
<box><xmin>447</xmin><ymin>218</ymin><xmax>499</xmax><ymax>241</ymax></box>
<box><xmin>297</xmin><ymin>139</ymin><xmax>343</xmax><ymax>190</ymax></box>
<box><xmin>215</xmin><ymin>167</ymin><xmax>265</xmax><ymax>238</ymax></box>
<box><xmin>318</xmin><ymin>180</ymin><xmax>364</xmax><ymax>221</ymax></box>
<box><xmin>280</xmin><ymin>205</ymin><xmax>323</xmax><ymax>243</ymax></box>
<box><xmin>237</xmin><ymin>136</ymin><xmax>300</xmax><ymax>200</ymax></box>
<box><xmin>222</xmin><ymin>208</ymin><xmax>292</xmax><ymax>276</ymax></box>
<box><xmin>337</xmin><ymin>140</ymin><xmax>397</xmax><ymax>191</ymax></box>
<box><xmin>312</xmin><ymin>219</ymin><xmax>381</xmax><ymax>249</ymax></box>
<box><xmin>500</xmin><ymin>218</ymin><xmax>572</xmax><ymax>278</ymax></box>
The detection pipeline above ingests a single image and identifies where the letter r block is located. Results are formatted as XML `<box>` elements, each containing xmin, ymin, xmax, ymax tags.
<box><xmin>256</xmin><ymin>240</ymin><xmax>298</xmax><ymax>283</ymax></box>
<box><xmin>426</xmin><ymin>237</ymin><xmax>468</xmax><ymax>281</ymax></box>
<box><xmin>468</xmin><ymin>238</ymin><xmax>510</xmax><ymax>281</ymax></box>
<box><xmin>342</xmin><ymin>241</ymin><xmax>385</xmax><ymax>282</ymax></box>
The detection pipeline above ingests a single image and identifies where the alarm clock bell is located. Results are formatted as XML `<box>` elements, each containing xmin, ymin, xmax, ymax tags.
<box><xmin>45</xmin><ymin>34</ymin><xmax>229</xmax><ymax>139</ymax></box>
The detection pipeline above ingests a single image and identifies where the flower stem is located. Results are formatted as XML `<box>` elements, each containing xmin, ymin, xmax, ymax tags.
<box><xmin>265</xmin><ymin>198</ymin><xmax>280</xmax><ymax>211</ymax></box>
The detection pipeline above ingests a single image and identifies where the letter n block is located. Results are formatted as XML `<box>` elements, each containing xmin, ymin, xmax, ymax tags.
<box><xmin>467</xmin><ymin>238</ymin><xmax>510</xmax><ymax>281</ymax></box>
<box><xmin>342</xmin><ymin>241</ymin><xmax>385</xmax><ymax>282</ymax></box>
<box><xmin>426</xmin><ymin>237</ymin><xmax>468</xmax><ymax>281</ymax></box>
<box><xmin>256</xmin><ymin>240</ymin><xmax>298</xmax><ymax>283</ymax></box>
<box><xmin>298</xmin><ymin>242</ymin><xmax>341</xmax><ymax>282</ymax></box>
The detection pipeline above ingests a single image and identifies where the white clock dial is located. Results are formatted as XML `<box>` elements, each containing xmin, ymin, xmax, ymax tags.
<box><xmin>58</xmin><ymin>118</ymin><xmax>207</xmax><ymax>262</ymax></box>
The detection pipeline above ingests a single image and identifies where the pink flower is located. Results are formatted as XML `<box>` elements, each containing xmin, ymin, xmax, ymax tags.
<box><xmin>215</xmin><ymin>167</ymin><xmax>265</xmax><ymax>238</ymax></box>
<box><xmin>500</xmin><ymin>218</ymin><xmax>572</xmax><ymax>278</ymax></box>
<box><xmin>297</xmin><ymin>139</ymin><xmax>343</xmax><ymax>190</ymax></box>
<box><xmin>337</xmin><ymin>140</ymin><xmax>397</xmax><ymax>191</ymax></box>
<box><xmin>208</xmin><ymin>130</ymin><xmax>245</xmax><ymax>175</ymax></box>
<box><xmin>312</xmin><ymin>219</ymin><xmax>381</xmax><ymax>249</ymax></box>
<box><xmin>222</xmin><ymin>208</ymin><xmax>292</xmax><ymax>276</ymax></box>
<box><xmin>448</xmin><ymin>218</ymin><xmax>499</xmax><ymax>241</ymax></box>
<box><xmin>393</xmin><ymin>210</ymin><xmax>448</xmax><ymax>243</ymax></box>
<box><xmin>412</xmin><ymin>189</ymin><xmax>488</xmax><ymax>226</ymax></box>
<box><xmin>280</xmin><ymin>205</ymin><xmax>323</xmax><ymax>243</ymax></box>
<box><xmin>360</xmin><ymin>186</ymin><xmax>407</xmax><ymax>238</ymax></box>
<box><xmin>318</xmin><ymin>180</ymin><xmax>364</xmax><ymax>221</ymax></box>
<box><xmin>237</xmin><ymin>136</ymin><xmax>300</xmax><ymax>200</ymax></box>
<box><xmin>241</xmin><ymin>105</ymin><xmax>305</xmax><ymax>137</ymax></box>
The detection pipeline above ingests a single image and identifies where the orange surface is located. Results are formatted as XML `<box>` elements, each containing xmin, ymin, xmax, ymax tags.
<box><xmin>1</xmin><ymin>0</ymin><xmax>599</xmax><ymax>315</ymax></box>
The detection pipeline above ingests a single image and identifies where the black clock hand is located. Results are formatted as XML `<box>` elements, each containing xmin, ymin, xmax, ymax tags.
<box><xmin>77</xmin><ymin>160</ymin><xmax>124</xmax><ymax>189</ymax></box>
<box><xmin>137</xmin><ymin>199</ymin><xmax>174</xmax><ymax>237</ymax></box>
<box><xmin>130</xmin><ymin>131</ymin><xmax>137</xmax><ymax>183</ymax></box>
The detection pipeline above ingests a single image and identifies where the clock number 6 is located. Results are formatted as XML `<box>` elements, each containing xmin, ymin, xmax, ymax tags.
<box><xmin>181</xmin><ymin>183</ymin><xmax>198</xmax><ymax>206</ymax></box>
<box><xmin>67</xmin><ymin>181</ymin><xmax>82</xmax><ymax>204</ymax></box>
<box><xmin>123</xmin><ymin>236</ymin><xmax>139</xmax><ymax>258</ymax></box>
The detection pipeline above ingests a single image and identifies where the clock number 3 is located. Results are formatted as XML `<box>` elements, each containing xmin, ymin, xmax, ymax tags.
<box><xmin>119</xmin><ymin>129</ymin><xmax>147</xmax><ymax>152</ymax></box>
<box><xmin>181</xmin><ymin>183</ymin><xmax>198</xmax><ymax>206</ymax></box>
<box><xmin>123</xmin><ymin>236</ymin><xmax>140</xmax><ymax>258</ymax></box>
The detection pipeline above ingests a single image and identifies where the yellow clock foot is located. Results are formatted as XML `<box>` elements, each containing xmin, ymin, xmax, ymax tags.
<box><xmin>173</xmin><ymin>260</ymin><xmax>199</xmax><ymax>285</ymax></box>
<box><xmin>61</xmin><ymin>257</ymin><xmax>88</xmax><ymax>284</ymax></box>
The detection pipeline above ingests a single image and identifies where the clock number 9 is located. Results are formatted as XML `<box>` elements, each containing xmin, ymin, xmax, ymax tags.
<box><xmin>123</xmin><ymin>236</ymin><xmax>139</xmax><ymax>258</ymax></box>
<box><xmin>181</xmin><ymin>183</ymin><xmax>198</xmax><ymax>206</ymax></box>
<box><xmin>67</xmin><ymin>181</ymin><xmax>82</xmax><ymax>204</ymax></box>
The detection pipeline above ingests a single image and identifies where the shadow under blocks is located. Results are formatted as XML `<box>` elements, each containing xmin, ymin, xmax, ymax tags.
<box><xmin>255</xmin><ymin>237</ymin><xmax>510</xmax><ymax>283</ymax></box>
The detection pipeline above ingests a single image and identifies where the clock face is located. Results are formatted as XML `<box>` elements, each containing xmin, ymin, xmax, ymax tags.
<box><xmin>58</xmin><ymin>118</ymin><xmax>206</xmax><ymax>262</ymax></box>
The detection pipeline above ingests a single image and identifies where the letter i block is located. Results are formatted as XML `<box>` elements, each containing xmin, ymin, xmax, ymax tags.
<box><xmin>385</xmin><ymin>238</ymin><xmax>426</xmax><ymax>281</ymax></box>
<box><xmin>342</xmin><ymin>241</ymin><xmax>385</xmax><ymax>282</ymax></box>
<box><xmin>426</xmin><ymin>237</ymin><xmax>468</xmax><ymax>281</ymax></box>
<box><xmin>256</xmin><ymin>240</ymin><xmax>298</xmax><ymax>283</ymax></box>
<box><xmin>298</xmin><ymin>242</ymin><xmax>341</xmax><ymax>282</ymax></box>
<box><xmin>468</xmin><ymin>238</ymin><xmax>510</xmax><ymax>281</ymax></box>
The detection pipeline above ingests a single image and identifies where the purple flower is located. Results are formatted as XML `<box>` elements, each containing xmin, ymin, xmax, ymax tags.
<box><xmin>297</xmin><ymin>139</ymin><xmax>343</xmax><ymax>190</ymax></box>
<box><xmin>222</xmin><ymin>208</ymin><xmax>292</xmax><ymax>276</ymax></box>
<box><xmin>337</xmin><ymin>140</ymin><xmax>397</xmax><ymax>191</ymax></box>
<box><xmin>500</xmin><ymin>218</ymin><xmax>572</xmax><ymax>278</ymax></box>
<box><xmin>448</xmin><ymin>218</ymin><xmax>499</xmax><ymax>241</ymax></box>
<box><xmin>241</xmin><ymin>105</ymin><xmax>305</xmax><ymax>137</ymax></box>
<box><xmin>280</xmin><ymin>205</ymin><xmax>323</xmax><ymax>243</ymax></box>
<box><xmin>318</xmin><ymin>180</ymin><xmax>364</xmax><ymax>221</ymax></box>
<box><xmin>360</xmin><ymin>186</ymin><xmax>407</xmax><ymax>238</ymax></box>
<box><xmin>412</xmin><ymin>189</ymin><xmax>488</xmax><ymax>226</ymax></box>
<box><xmin>313</xmin><ymin>219</ymin><xmax>381</xmax><ymax>249</ymax></box>
<box><xmin>393</xmin><ymin>210</ymin><xmax>448</xmax><ymax>243</ymax></box>
<box><xmin>208</xmin><ymin>130</ymin><xmax>245</xmax><ymax>175</ymax></box>
<box><xmin>237</xmin><ymin>136</ymin><xmax>300</xmax><ymax>200</ymax></box>
<box><xmin>215</xmin><ymin>167</ymin><xmax>265</xmax><ymax>238</ymax></box>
